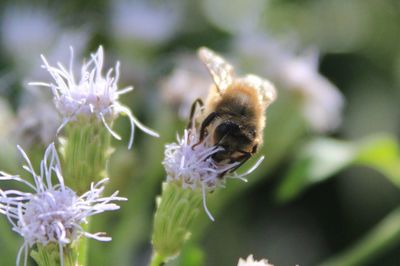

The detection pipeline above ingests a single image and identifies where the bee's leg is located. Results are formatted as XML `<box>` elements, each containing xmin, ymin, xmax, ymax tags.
<box><xmin>223</xmin><ymin>144</ymin><xmax>258</xmax><ymax>176</ymax></box>
<box><xmin>251</xmin><ymin>144</ymin><xmax>258</xmax><ymax>154</ymax></box>
<box><xmin>187</xmin><ymin>98</ymin><xmax>204</xmax><ymax>129</ymax></box>
<box><xmin>218</xmin><ymin>151</ymin><xmax>251</xmax><ymax>178</ymax></box>
<box><xmin>225</xmin><ymin>145</ymin><xmax>258</xmax><ymax>173</ymax></box>
<box><xmin>229</xmin><ymin>151</ymin><xmax>252</xmax><ymax>173</ymax></box>
<box><xmin>192</xmin><ymin>111</ymin><xmax>219</xmax><ymax>148</ymax></box>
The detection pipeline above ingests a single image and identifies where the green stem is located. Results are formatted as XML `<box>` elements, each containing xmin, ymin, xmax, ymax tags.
<box><xmin>149</xmin><ymin>251</ymin><xmax>166</xmax><ymax>266</ymax></box>
<box><xmin>77</xmin><ymin>221</ymin><xmax>90</xmax><ymax>266</ymax></box>
<box><xmin>60</xmin><ymin>118</ymin><xmax>113</xmax><ymax>266</ymax></box>
<box><xmin>319</xmin><ymin>207</ymin><xmax>400</xmax><ymax>266</ymax></box>
<box><xmin>61</xmin><ymin>120</ymin><xmax>112</xmax><ymax>194</ymax></box>
<box><xmin>31</xmin><ymin>243</ymin><xmax>77</xmax><ymax>266</ymax></box>
<box><xmin>152</xmin><ymin>182</ymin><xmax>202</xmax><ymax>262</ymax></box>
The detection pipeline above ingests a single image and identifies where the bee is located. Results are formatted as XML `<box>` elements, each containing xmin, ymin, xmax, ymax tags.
<box><xmin>190</xmin><ymin>47</ymin><xmax>277</xmax><ymax>174</ymax></box>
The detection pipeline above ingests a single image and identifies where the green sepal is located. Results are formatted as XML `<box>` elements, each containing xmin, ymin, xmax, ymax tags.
<box><xmin>152</xmin><ymin>182</ymin><xmax>202</xmax><ymax>261</ymax></box>
<box><xmin>59</xmin><ymin>118</ymin><xmax>113</xmax><ymax>194</ymax></box>
<box><xmin>30</xmin><ymin>243</ymin><xmax>77</xmax><ymax>266</ymax></box>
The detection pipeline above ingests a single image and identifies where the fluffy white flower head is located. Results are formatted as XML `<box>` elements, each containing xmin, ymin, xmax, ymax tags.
<box><xmin>163</xmin><ymin>127</ymin><xmax>264</xmax><ymax>221</ymax></box>
<box><xmin>30</xmin><ymin>46</ymin><xmax>159</xmax><ymax>149</ymax></box>
<box><xmin>238</xmin><ymin>255</ymin><xmax>274</xmax><ymax>266</ymax></box>
<box><xmin>0</xmin><ymin>144</ymin><xmax>126</xmax><ymax>266</ymax></box>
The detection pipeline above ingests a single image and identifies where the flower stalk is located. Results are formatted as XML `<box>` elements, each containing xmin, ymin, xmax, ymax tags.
<box><xmin>149</xmin><ymin>251</ymin><xmax>167</xmax><ymax>266</ymax></box>
<box><xmin>151</xmin><ymin>182</ymin><xmax>202</xmax><ymax>262</ymax></box>
<box><xmin>30</xmin><ymin>243</ymin><xmax>77</xmax><ymax>266</ymax></box>
<box><xmin>60</xmin><ymin>119</ymin><xmax>112</xmax><ymax>194</ymax></box>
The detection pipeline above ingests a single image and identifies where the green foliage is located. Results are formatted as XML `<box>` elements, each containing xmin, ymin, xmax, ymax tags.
<box><xmin>276</xmin><ymin>134</ymin><xmax>400</xmax><ymax>203</ymax></box>
<box><xmin>320</xmin><ymin>207</ymin><xmax>400</xmax><ymax>266</ymax></box>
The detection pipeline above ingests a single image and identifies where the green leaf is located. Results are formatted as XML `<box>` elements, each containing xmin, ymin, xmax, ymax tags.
<box><xmin>355</xmin><ymin>135</ymin><xmax>400</xmax><ymax>187</ymax></box>
<box><xmin>276</xmin><ymin>134</ymin><xmax>400</xmax><ymax>203</ymax></box>
<box><xmin>276</xmin><ymin>137</ymin><xmax>356</xmax><ymax>202</ymax></box>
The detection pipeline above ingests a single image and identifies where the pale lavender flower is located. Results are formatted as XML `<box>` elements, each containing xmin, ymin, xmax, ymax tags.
<box><xmin>0</xmin><ymin>144</ymin><xmax>126</xmax><ymax>266</ymax></box>
<box><xmin>160</xmin><ymin>54</ymin><xmax>210</xmax><ymax>119</ymax></box>
<box><xmin>1</xmin><ymin>5</ymin><xmax>57</xmax><ymax>73</ymax></box>
<box><xmin>0</xmin><ymin>97</ymin><xmax>15</xmax><ymax>139</ymax></box>
<box><xmin>234</xmin><ymin>33</ymin><xmax>344</xmax><ymax>132</ymax></box>
<box><xmin>29</xmin><ymin>46</ymin><xmax>159</xmax><ymax>149</ymax></box>
<box><xmin>238</xmin><ymin>255</ymin><xmax>274</xmax><ymax>266</ymax></box>
<box><xmin>111</xmin><ymin>0</ymin><xmax>181</xmax><ymax>45</ymax></box>
<box><xmin>15</xmin><ymin>91</ymin><xmax>60</xmax><ymax>148</ymax></box>
<box><xmin>1</xmin><ymin>5</ymin><xmax>90</xmax><ymax>81</ymax></box>
<box><xmin>163</xmin><ymin>128</ymin><xmax>264</xmax><ymax>221</ymax></box>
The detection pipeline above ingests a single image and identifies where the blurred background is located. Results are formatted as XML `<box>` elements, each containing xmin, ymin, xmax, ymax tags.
<box><xmin>0</xmin><ymin>0</ymin><xmax>399</xmax><ymax>265</ymax></box>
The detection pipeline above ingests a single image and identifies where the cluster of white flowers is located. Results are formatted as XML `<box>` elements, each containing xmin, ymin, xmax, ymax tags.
<box><xmin>160</xmin><ymin>54</ymin><xmax>210</xmax><ymax>119</ymax></box>
<box><xmin>0</xmin><ymin>144</ymin><xmax>126</xmax><ymax>266</ymax></box>
<box><xmin>163</xmin><ymin>127</ymin><xmax>264</xmax><ymax>221</ymax></box>
<box><xmin>234</xmin><ymin>33</ymin><xmax>344</xmax><ymax>132</ymax></box>
<box><xmin>30</xmin><ymin>46</ymin><xmax>159</xmax><ymax>149</ymax></box>
<box><xmin>238</xmin><ymin>255</ymin><xmax>274</xmax><ymax>266</ymax></box>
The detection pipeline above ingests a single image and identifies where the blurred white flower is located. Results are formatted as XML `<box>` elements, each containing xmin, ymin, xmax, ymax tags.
<box><xmin>163</xmin><ymin>127</ymin><xmax>263</xmax><ymax>221</ymax></box>
<box><xmin>30</xmin><ymin>46</ymin><xmax>159</xmax><ymax>149</ymax></box>
<box><xmin>0</xmin><ymin>97</ymin><xmax>18</xmax><ymax>171</ymax></box>
<box><xmin>0</xmin><ymin>144</ymin><xmax>126</xmax><ymax>266</ymax></box>
<box><xmin>1</xmin><ymin>5</ymin><xmax>57</xmax><ymax>72</ymax></box>
<box><xmin>27</xmin><ymin>29</ymin><xmax>90</xmax><ymax>80</ymax></box>
<box><xmin>15</xmin><ymin>100</ymin><xmax>60</xmax><ymax>148</ymax></box>
<box><xmin>238</xmin><ymin>255</ymin><xmax>273</xmax><ymax>266</ymax></box>
<box><xmin>14</xmin><ymin>86</ymin><xmax>60</xmax><ymax>148</ymax></box>
<box><xmin>202</xmin><ymin>0</ymin><xmax>266</xmax><ymax>34</ymax></box>
<box><xmin>160</xmin><ymin>54</ymin><xmax>210</xmax><ymax>119</ymax></box>
<box><xmin>111</xmin><ymin>0</ymin><xmax>181</xmax><ymax>45</ymax></box>
<box><xmin>0</xmin><ymin>97</ymin><xmax>14</xmax><ymax>139</ymax></box>
<box><xmin>234</xmin><ymin>33</ymin><xmax>344</xmax><ymax>132</ymax></box>
<box><xmin>1</xmin><ymin>4</ymin><xmax>90</xmax><ymax>82</ymax></box>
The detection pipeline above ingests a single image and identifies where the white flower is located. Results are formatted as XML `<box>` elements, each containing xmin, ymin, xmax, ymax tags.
<box><xmin>111</xmin><ymin>0</ymin><xmax>181</xmax><ymax>45</ymax></box>
<box><xmin>238</xmin><ymin>255</ymin><xmax>273</xmax><ymax>266</ymax></box>
<box><xmin>0</xmin><ymin>144</ymin><xmax>126</xmax><ymax>266</ymax></box>
<box><xmin>160</xmin><ymin>53</ymin><xmax>211</xmax><ymax>119</ymax></box>
<box><xmin>234</xmin><ymin>33</ymin><xmax>344</xmax><ymax>132</ymax></box>
<box><xmin>15</xmin><ymin>91</ymin><xmax>60</xmax><ymax>148</ymax></box>
<box><xmin>160</xmin><ymin>54</ymin><xmax>210</xmax><ymax>119</ymax></box>
<box><xmin>163</xmin><ymin>128</ymin><xmax>264</xmax><ymax>221</ymax></box>
<box><xmin>1</xmin><ymin>5</ymin><xmax>91</xmax><ymax>81</ymax></box>
<box><xmin>1</xmin><ymin>5</ymin><xmax>57</xmax><ymax>73</ymax></box>
<box><xmin>29</xmin><ymin>46</ymin><xmax>159</xmax><ymax>149</ymax></box>
<box><xmin>0</xmin><ymin>97</ymin><xmax>15</xmax><ymax>139</ymax></box>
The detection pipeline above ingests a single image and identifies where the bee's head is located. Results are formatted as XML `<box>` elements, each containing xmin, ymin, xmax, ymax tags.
<box><xmin>214</xmin><ymin>121</ymin><xmax>254</xmax><ymax>152</ymax></box>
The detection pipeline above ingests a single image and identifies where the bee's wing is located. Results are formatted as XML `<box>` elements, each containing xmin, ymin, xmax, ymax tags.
<box><xmin>198</xmin><ymin>47</ymin><xmax>234</xmax><ymax>93</ymax></box>
<box><xmin>242</xmin><ymin>74</ymin><xmax>277</xmax><ymax>107</ymax></box>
